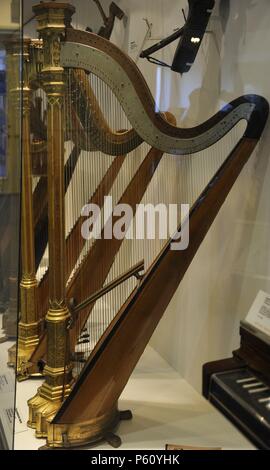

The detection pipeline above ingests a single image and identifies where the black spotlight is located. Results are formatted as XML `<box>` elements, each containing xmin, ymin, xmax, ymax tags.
<box><xmin>140</xmin><ymin>0</ymin><xmax>215</xmax><ymax>75</ymax></box>
<box><xmin>171</xmin><ymin>0</ymin><xmax>215</xmax><ymax>74</ymax></box>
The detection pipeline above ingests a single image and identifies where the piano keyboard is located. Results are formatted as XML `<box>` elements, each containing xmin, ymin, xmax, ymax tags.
<box><xmin>208</xmin><ymin>368</ymin><xmax>270</xmax><ymax>449</ymax></box>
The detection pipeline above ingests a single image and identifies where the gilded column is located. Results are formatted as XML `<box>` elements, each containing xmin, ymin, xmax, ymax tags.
<box><xmin>9</xmin><ymin>40</ymin><xmax>42</xmax><ymax>369</ymax></box>
<box><xmin>27</xmin><ymin>2</ymin><xmax>75</xmax><ymax>438</ymax></box>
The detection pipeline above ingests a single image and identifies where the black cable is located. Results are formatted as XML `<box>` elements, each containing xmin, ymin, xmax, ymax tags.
<box><xmin>140</xmin><ymin>27</ymin><xmax>184</xmax><ymax>59</ymax></box>
<box><xmin>146</xmin><ymin>57</ymin><xmax>171</xmax><ymax>68</ymax></box>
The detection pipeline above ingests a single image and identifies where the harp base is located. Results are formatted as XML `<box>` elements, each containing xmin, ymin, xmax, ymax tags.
<box><xmin>27</xmin><ymin>381</ymin><xmax>74</xmax><ymax>437</ymax></box>
<box><xmin>40</xmin><ymin>407</ymin><xmax>133</xmax><ymax>449</ymax></box>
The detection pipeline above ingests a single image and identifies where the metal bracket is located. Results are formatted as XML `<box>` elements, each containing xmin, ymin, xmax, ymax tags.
<box><xmin>135</xmin><ymin>18</ymin><xmax>153</xmax><ymax>63</ymax></box>
<box><xmin>70</xmin><ymin>260</ymin><xmax>145</xmax><ymax>318</ymax></box>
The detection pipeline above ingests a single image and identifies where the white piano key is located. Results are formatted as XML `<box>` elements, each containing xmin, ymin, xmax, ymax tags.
<box><xmin>248</xmin><ymin>387</ymin><xmax>269</xmax><ymax>394</ymax></box>
<box><xmin>243</xmin><ymin>382</ymin><xmax>262</xmax><ymax>389</ymax></box>
<box><xmin>258</xmin><ymin>397</ymin><xmax>270</xmax><ymax>403</ymax></box>
<box><xmin>236</xmin><ymin>377</ymin><xmax>256</xmax><ymax>384</ymax></box>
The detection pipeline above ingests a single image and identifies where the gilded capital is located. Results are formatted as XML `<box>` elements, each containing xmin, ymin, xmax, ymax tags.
<box><xmin>33</xmin><ymin>3</ymin><xmax>75</xmax><ymax>94</ymax></box>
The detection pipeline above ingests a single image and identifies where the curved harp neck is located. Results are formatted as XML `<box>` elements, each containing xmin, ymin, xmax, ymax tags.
<box><xmin>61</xmin><ymin>28</ymin><xmax>268</xmax><ymax>155</ymax></box>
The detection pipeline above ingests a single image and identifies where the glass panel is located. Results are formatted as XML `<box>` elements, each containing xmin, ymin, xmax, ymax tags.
<box><xmin>12</xmin><ymin>0</ymin><xmax>269</xmax><ymax>451</ymax></box>
<box><xmin>0</xmin><ymin>0</ymin><xmax>21</xmax><ymax>451</ymax></box>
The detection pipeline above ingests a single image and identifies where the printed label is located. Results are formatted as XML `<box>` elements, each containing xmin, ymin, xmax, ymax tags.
<box><xmin>245</xmin><ymin>290</ymin><xmax>270</xmax><ymax>337</ymax></box>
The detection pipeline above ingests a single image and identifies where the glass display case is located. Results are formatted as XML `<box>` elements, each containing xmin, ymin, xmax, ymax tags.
<box><xmin>0</xmin><ymin>0</ymin><xmax>270</xmax><ymax>451</ymax></box>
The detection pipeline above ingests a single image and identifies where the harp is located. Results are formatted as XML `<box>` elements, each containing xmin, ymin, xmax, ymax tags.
<box><xmin>17</xmin><ymin>2</ymin><xmax>268</xmax><ymax>449</ymax></box>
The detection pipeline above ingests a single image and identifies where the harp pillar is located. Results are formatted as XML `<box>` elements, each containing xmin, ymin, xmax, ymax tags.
<box><xmin>8</xmin><ymin>40</ymin><xmax>42</xmax><ymax>369</ymax></box>
<box><xmin>1</xmin><ymin>37</ymin><xmax>21</xmax><ymax>341</ymax></box>
<box><xmin>27</xmin><ymin>2</ymin><xmax>75</xmax><ymax>438</ymax></box>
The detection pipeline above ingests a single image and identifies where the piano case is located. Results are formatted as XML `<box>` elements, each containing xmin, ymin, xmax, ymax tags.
<box><xmin>203</xmin><ymin>321</ymin><xmax>270</xmax><ymax>449</ymax></box>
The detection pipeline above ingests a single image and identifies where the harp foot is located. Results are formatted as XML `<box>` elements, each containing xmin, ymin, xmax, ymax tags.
<box><xmin>27</xmin><ymin>391</ymin><xmax>58</xmax><ymax>434</ymax></box>
<box><xmin>120</xmin><ymin>409</ymin><xmax>133</xmax><ymax>421</ymax></box>
<box><xmin>104</xmin><ymin>432</ymin><xmax>122</xmax><ymax>448</ymax></box>
<box><xmin>27</xmin><ymin>381</ymin><xmax>73</xmax><ymax>436</ymax></box>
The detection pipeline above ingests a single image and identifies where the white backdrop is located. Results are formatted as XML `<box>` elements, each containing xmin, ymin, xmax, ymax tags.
<box><xmin>136</xmin><ymin>0</ymin><xmax>270</xmax><ymax>392</ymax></box>
<box><xmin>120</xmin><ymin>0</ymin><xmax>270</xmax><ymax>391</ymax></box>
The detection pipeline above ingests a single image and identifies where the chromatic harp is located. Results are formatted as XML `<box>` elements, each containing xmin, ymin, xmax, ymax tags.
<box><xmin>16</xmin><ymin>2</ymin><xmax>268</xmax><ymax>449</ymax></box>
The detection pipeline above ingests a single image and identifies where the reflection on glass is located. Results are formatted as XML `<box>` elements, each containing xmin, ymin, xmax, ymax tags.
<box><xmin>0</xmin><ymin>0</ymin><xmax>21</xmax><ymax>451</ymax></box>
<box><xmin>0</xmin><ymin>50</ymin><xmax>6</xmax><ymax>178</ymax></box>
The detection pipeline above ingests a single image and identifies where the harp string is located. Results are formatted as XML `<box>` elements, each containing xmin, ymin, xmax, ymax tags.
<box><xmin>69</xmin><ymin>89</ymin><xmax>246</xmax><ymax>377</ymax></box>
<box><xmin>62</xmin><ymin>70</ymin><xmax>143</xmax><ymax>373</ymax></box>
